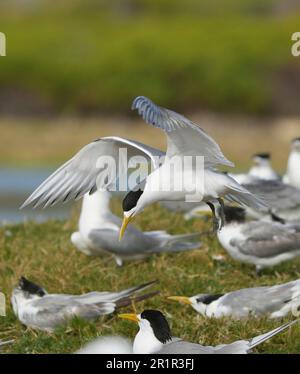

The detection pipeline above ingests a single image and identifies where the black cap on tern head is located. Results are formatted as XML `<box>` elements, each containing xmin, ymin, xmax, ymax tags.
<box><xmin>222</xmin><ymin>206</ymin><xmax>246</xmax><ymax>224</ymax></box>
<box><xmin>292</xmin><ymin>137</ymin><xmax>300</xmax><ymax>143</ymax></box>
<box><xmin>252</xmin><ymin>153</ymin><xmax>270</xmax><ymax>160</ymax></box>
<box><xmin>196</xmin><ymin>294</ymin><xmax>224</xmax><ymax>305</ymax></box>
<box><xmin>19</xmin><ymin>276</ymin><xmax>46</xmax><ymax>297</ymax></box>
<box><xmin>141</xmin><ymin>310</ymin><xmax>172</xmax><ymax>344</ymax></box>
<box><xmin>122</xmin><ymin>189</ymin><xmax>143</xmax><ymax>212</ymax></box>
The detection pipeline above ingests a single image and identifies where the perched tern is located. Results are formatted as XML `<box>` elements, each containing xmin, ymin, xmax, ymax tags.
<box><xmin>230</xmin><ymin>153</ymin><xmax>279</xmax><ymax>185</ymax></box>
<box><xmin>119</xmin><ymin>309</ymin><xmax>297</xmax><ymax>354</ymax></box>
<box><xmin>71</xmin><ymin>189</ymin><xmax>202</xmax><ymax>266</ymax></box>
<box><xmin>248</xmin><ymin>153</ymin><xmax>279</xmax><ymax>181</ymax></box>
<box><xmin>168</xmin><ymin>279</ymin><xmax>300</xmax><ymax>319</ymax></box>
<box><xmin>12</xmin><ymin>277</ymin><xmax>158</xmax><ymax>331</ymax></box>
<box><xmin>283</xmin><ymin>138</ymin><xmax>300</xmax><ymax>189</ymax></box>
<box><xmin>216</xmin><ymin>206</ymin><xmax>300</xmax><ymax>273</ymax></box>
<box><xmin>21</xmin><ymin>97</ymin><xmax>265</xmax><ymax>236</ymax></box>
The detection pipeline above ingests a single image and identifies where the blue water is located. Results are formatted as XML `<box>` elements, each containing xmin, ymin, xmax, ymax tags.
<box><xmin>0</xmin><ymin>168</ymin><xmax>71</xmax><ymax>225</ymax></box>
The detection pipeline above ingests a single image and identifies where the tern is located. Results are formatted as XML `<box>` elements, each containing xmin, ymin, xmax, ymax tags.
<box><xmin>20</xmin><ymin>97</ymin><xmax>265</xmax><ymax>237</ymax></box>
<box><xmin>216</xmin><ymin>206</ymin><xmax>300</xmax><ymax>273</ymax></box>
<box><xmin>119</xmin><ymin>309</ymin><xmax>297</xmax><ymax>354</ymax></box>
<box><xmin>11</xmin><ymin>277</ymin><xmax>158</xmax><ymax>331</ymax></box>
<box><xmin>168</xmin><ymin>279</ymin><xmax>300</xmax><ymax>319</ymax></box>
<box><xmin>71</xmin><ymin>189</ymin><xmax>202</xmax><ymax>266</ymax></box>
<box><xmin>248</xmin><ymin>153</ymin><xmax>279</xmax><ymax>181</ymax></box>
<box><xmin>231</xmin><ymin>153</ymin><xmax>279</xmax><ymax>185</ymax></box>
<box><xmin>119</xmin><ymin>96</ymin><xmax>266</xmax><ymax>238</ymax></box>
<box><xmin>283</xmin><ymin>138</ymin><xmax>300</xmax><ymax>189</ymax></box>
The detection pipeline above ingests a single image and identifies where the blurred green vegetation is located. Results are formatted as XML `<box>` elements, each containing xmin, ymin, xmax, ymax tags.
<box><xmin>0</xmin><ymin>0</ymin><xmax>299</xmax><ymax>114</ymax></box>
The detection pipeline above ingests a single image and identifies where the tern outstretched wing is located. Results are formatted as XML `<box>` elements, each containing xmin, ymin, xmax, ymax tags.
<box><xmin>132</xmin><ymin>96</ymin><xmax>234</xmax><ymax>168</ymax></box>
<box><xmin>21</xmin><ymin>137</ymin><xmax>164</xmax><ymax>209</ymax></box>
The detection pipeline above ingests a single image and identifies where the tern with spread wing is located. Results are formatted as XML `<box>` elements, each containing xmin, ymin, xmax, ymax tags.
<box><xmin>118</xmin><ymin>309</ymin><xmax>297</xmax><ymax>354</ymax></box>
<box><xmin>21</xmin><ymin>96</ymin><xmax>265</xmax><ymax>237</ymax></box>
<box><xmin>168</xmin><ymin>279</ymin><xmax>300</xmax><ymax>319</ymax></box>
<box><xmin>119</xmin><ymin>97</ymin><xmax>266</xmax><ymax>238</ymax></box>
<box><xmin>71</xmin><ymin>189</ymin><xmax>202</xmax><ymax>266</ymax></box>
<box><xmin>216</xmin><ymin>206</ymin><xmax>300</xmax><ymax>273</ymax></box>
<box><xmin>11</xmin><ymin>277</ymin><xmax>158</xmax><ymax>331</ymax></box>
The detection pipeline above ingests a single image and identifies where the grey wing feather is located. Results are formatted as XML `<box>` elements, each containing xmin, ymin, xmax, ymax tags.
<box><xmin>244</xmin><ymin>180</ymin><xmax>300</xmax><ymax>210</ymax></box>
<box><xmin>232</xmin><ymin>222</ymin><xmax>300</xmax><ymax>258</ymax></box>
<box><xmin>132</xmin><ymin>96</ymin><xmax>234</xmax><ymax>168</ymax></box>
<box><xmin>157</xmin><ymin>339</ymin><xmax>215</xmax><ymax>354</ymax></box>
<box><xmin>28</xmin><ymin>296</ymin><xmax>115</xmax><ymax>329</ymax></box>
<box><xmin>219</xmin><ymin>280</ymin><xmax>300</xmax><ymax>317</ymax></box>
<box><xmin>21</xmin><ymin>136</ymin><xmax>164</xmax><ymax>209</ymax></box>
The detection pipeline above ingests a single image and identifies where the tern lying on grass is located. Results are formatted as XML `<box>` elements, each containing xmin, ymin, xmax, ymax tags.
<box><xmin>216</xmin><ymin>206</ymin><xmax>300</xmax><ymax>273</ymax></box>
<box><xmin>21</xmin><ymin>96</ymin><xmax>266</xmax><ymax>236</ymax></box>
<box><xmin>71</xmin><ymin>190</ymin><xmax>202</xmax><ymax>266</ymax></box>
<box><xmin>168</xmin><ymin>279</ymin><xmax>300</xmax><ymax>319</ymax></box>
<box><xmin>283</xmin><ymin>138</ymin><xmax>300</xmax><ymax>189</ymax></box>
<box><xmin>118</xmin><ymin>309</ymin><xmax>297</xmax><ymax>354</ymax></box>
<box><xmin>11</xmin><ymin>277</ymin><xmax>158</xmax><ymax>331</ymax></box>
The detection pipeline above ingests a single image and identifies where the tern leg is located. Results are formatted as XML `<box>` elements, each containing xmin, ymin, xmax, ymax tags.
<box><xmin>206</xmin><ymin>202</ymin><xmax>219</xmax><ymax>233</ymax></box>
<box><xmin>217</xmin><ymin>198</ymin><xmax>225</xmax><ymax>229</ymax></box>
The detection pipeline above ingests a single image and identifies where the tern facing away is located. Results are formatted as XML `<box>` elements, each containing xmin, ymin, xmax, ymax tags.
<box><xmin>216</xmin><ymin>206</ymin><xmax>300</xmax><ymax>273</ymax></box>
<box><xmin>12</xmin><ymin>277</ymin><xmax>158</xmax><ymax>331</ymax></box>
<box><xmin>283</xmin><ymin>138</ymin><xmax>300</xmax><ymax>189</ymax></box>
<box><xmin>71</xmin><ymin>189</ymin><xmax>202</xmax><ymax>266</ymax></box>
<box><xmin>21</xmin><ymin>96</ymin><xmax>266</xmax><ymax>237</ymax></box>
<box><xmin>168</xmin><ymin>279</ymin><xmax>300</xmax><ymax>319</ymax></box>
<box><xmin>118</xmin><ymin>309</ymin><xmax>297</xmax><ymax>354</ymax></box>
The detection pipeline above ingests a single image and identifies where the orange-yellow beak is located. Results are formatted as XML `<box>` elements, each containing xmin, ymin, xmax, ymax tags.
<box><xmin>119</xmin><ymin>215</ymin><xmax>134</xmax><ymax>241</ymax></box>
<box><xmin>118</xmin><ymin>313</ymin><xmax>140</xmax><ymax>323</ymax></box>
<box><xmin>167</xmin><ymin>296</ymin><xmax>192</xmax><ymax>305</ymax></box>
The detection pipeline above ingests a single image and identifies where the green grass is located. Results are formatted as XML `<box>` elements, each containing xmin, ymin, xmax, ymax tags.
<box><xmin>0</xmin><ymin>1</ymin><xmax>299</xmax><ymax>114</ymax></box>
<box><xmin>1</xmin><ymin>200</ymin><xmax>300</xmax><ymax>354</ymax></box>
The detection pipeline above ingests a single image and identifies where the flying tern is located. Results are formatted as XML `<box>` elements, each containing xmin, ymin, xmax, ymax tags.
<box><xmin>11</xmin><ymin>277</ymin><xmax>158</xmax><ymax>331</ymax></box>
<box><xmin>71</xmin><ymin>189</ymin><xmax>202</xmax><ymax>266</ymax></box>
<box><xmin>21</xmin><ymin>97</ymin><xmax>265</xmax><ymax>236</ymax></box>
<box><xmin>119</xmin><ymin>309</ymin><xmax>297</xmax><ymax>354</ymax></box>
<box><xmin>168</xmin><ymin>279</ymin><xmax>300</xmax><ymax>319</ymax></box>
<box><xmin>119</xmin><ymin>96</ymin><xmax>266</xmax><ymax>238</ymax></box>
